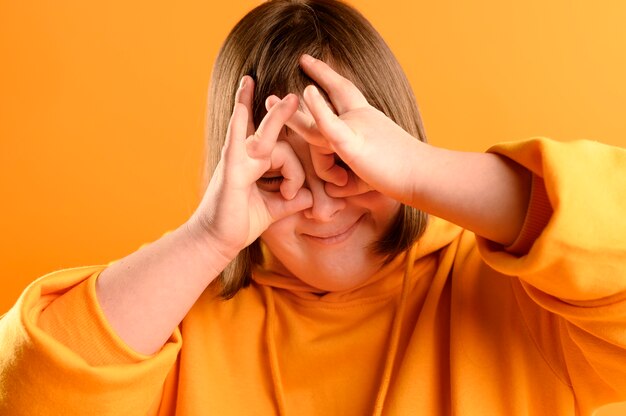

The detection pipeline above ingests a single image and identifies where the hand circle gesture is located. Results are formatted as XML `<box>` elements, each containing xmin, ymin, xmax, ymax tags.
<box><xmin>189</xmin><ymin>76</ymin><xmax>313</xmax><ymax>261</ymax></box>
<box><xmin>274</xmin><ymin>54</ymin><xmax>426</xmax><ymax>205</ymax></box>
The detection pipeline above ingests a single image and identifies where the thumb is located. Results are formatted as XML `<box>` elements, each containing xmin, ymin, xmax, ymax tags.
<box><xmin>264</xmin><ymin>188</ymin><xmax>313</xmax><ymax>222</ymax></box>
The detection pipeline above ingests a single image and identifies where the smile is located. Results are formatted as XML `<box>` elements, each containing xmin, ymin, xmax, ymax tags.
<box><xmin>302</xmin><ymin>215</ymin><xmax>365</xmax><ymax>245</ymax></box>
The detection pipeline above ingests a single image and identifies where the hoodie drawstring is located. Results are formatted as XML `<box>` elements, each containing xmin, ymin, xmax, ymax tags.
<box><xmin>372</xmin><ymin>244</ymin><xmax>416</xmax><ymax>416</ymax></box>
<box><xmin>263</xmin><ymin>244</ymin><xmax>417</xmax><ymax>416</ymax></box>
<box><xmin>264</xmin><ymin>284</ymin><xmax>287</xmax><ymax>415</ymax></box>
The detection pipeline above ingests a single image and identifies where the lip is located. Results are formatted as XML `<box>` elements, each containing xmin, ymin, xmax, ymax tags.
<box><xmin>301</xmin><ymin>215</ymin><xmax>364</xmax><ymax>245</ymax></box>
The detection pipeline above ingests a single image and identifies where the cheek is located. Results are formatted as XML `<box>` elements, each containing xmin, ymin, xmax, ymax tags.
<box><xmin>348</xmin><ymin>192</ymin><xmax>402</xmax><ymax>223</ymax></box>
<box><xmin>260</xmin><ymin>214</ymin><xmax>299</xmax><ymax>249</ymax></box>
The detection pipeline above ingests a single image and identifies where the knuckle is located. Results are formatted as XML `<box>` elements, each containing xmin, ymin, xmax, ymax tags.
<box><xmin>247</xmin><ymin>133</ymin><xmax>263</xmax><ymax>154</ymax></box>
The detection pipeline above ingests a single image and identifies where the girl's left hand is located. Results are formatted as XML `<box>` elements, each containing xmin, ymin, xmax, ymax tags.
<box><xmin>266</xmin><ymin>55</ymin><xmax>533</xmax><ymax>246</ymax></box>
<box><xmin>279</xmin><ymin>54</ymin><xmax>431</xmax><ymax>205</ymax></box>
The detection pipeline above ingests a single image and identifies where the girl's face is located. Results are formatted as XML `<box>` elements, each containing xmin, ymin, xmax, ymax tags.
<box><xmin>259</xmin><ymin>123</ymin><xmax>401</xmax><ymax>292</ymax></box>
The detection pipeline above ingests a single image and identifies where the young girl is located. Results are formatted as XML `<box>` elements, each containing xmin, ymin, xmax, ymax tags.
<box><xmin>2</xmin><ymin>0</ymin><xmax>626</xmax><ymax>415</ymax></box>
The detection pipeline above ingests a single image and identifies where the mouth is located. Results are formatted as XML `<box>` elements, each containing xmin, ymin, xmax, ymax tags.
<box><xmin>302</xmin><ymin>214</ymin><xmax>365</xmax><ymax>245</ymax></box>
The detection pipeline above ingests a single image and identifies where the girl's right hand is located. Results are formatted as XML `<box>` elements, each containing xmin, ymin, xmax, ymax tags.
<box><xmin>187</xmin><ymin>76</ymin><xmax>313</xmax><ymax>263</ymax></box>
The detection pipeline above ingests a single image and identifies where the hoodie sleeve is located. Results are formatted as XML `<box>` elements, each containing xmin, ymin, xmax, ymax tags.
<box><xmin>0</xmin><ymin>266</ymin><xmax>181</xmax><ymax>416</ymax></box>
<box><xmin>476</xmin><ymin>137</ymin><xmax>626</xmax><ymax>411</ymax></box>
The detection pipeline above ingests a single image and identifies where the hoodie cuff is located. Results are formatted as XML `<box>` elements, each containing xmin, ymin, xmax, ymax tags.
<box><xmin>505</xmin><ymin>174</ymin><xmax>554</xmax><ymax>255</ymax></box>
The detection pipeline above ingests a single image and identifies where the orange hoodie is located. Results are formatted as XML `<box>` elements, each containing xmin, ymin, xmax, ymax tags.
<box><xmin>1</xmin><ymin>137</ymin><xmax>626</xmax><ymax>415</ymax></box>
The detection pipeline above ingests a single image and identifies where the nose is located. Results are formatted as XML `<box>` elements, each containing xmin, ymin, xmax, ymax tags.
<box><xmin>303</xmin><ymin>180</ymin><xmax>346</xmax><ymax>222</ymax></box>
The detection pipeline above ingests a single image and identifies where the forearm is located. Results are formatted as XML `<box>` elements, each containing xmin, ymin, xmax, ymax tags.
<box><xmin>94</xmin><ymin>80</ymin><xmax>311</xmax><ymax>357</ymax></box>
<box><xmin>95</xmin><ymin>222</ymin><xmax>231</xmax><ymax>355</ymax></box>
<box><xmin>411</xmin><ymin>143</ymin><xmax>533</xmax><ymax>246</ymax></box>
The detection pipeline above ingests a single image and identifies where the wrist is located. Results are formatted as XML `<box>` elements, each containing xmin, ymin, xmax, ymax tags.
<box><xmin>404</xmin><ymin>140</ymin><xmax>437</xmax><ymax>207</ymax></box>
<box><xmin>179</xmin><ymin>218</ymin><xmax>241</xmax><ymax>279</ymax></box>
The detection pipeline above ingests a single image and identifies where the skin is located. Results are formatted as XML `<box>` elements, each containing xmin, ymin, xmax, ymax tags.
<box><xmin>96</xmin><ymin>55</ymin><xmax>532</xmax><ymax>355</ymax></box>
<box><xmin>258</xmin><ymin>109</ymin><xmax>402</xmax><ymax>291</ymax></box>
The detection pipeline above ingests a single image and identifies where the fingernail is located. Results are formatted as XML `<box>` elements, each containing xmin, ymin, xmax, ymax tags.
<box><xmin>301</xmin><ymin>54</ymin><xmax>316</xmax><ymax>64</ymax></box>
<box><xmin>239</xmin><ymin>76</ymin><xmax>247</xmax><ymax>89</ymax></box>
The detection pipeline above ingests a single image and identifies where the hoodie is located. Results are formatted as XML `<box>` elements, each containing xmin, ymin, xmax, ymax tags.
<box><xmin>1</xmin><ymin>137</ymin><xmax>626</xmax><ymax>415</ymax></box>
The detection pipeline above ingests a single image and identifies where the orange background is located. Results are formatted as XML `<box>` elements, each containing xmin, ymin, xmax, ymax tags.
<box><xmin>2</xmin><ymin>0</ymin><xmax>626</xmax><ymax>316</ymax></box>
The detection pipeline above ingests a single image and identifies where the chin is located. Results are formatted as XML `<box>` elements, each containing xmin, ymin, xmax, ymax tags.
<box><xmin>296</xmin><ymin>263</ymin><xmax>379</xmax><ymax>292</ymax></box>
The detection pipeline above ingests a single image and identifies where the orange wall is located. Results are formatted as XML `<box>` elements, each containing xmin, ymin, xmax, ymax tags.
<box><xmin>2</xmin><ymin>0</ymin><xmax>626</xmax><ymax>314</ymax></box>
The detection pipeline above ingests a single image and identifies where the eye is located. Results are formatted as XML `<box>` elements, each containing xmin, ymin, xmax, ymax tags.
<box><xmin>256</xmin><ymin>175</ymin><xmax>283</xmax><ymax>192</ymax></box>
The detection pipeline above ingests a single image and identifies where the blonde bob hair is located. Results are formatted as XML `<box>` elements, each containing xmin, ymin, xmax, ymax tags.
<box><xmin>206</xmin><ymin>0</ymin><xmax>428</xmax><ymax>299</ymax></box>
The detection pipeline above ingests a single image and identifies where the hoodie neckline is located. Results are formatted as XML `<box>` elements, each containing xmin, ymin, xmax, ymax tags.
<box><xmin>257</xmin><ymin>217</ymin><xmax>463</xmax><ymax>414</ymax></box>
<box><xmin>252</xmin><ymin>216</ymin><xmax>462</xmax><ymax>305</ymax></box>
<box><xmin>262</xmin><ymin>235</ymin><xmax>419</xmax><ymax>416</ymax></box>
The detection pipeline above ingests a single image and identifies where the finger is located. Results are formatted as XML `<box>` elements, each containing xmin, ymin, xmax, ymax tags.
<box><xmin>234</xmin><ymin>76</ymin><xmax>255</xmax><ymax>137</ymax></box>
<box><xmin>263</xmin><ymin>188</ymin><xmax>313</xmax><ymax>222</ymax></box>
<box><xmin>303</xmin><ymin>84</ymin><xmax>362</xmax><ymax>160</ymax></box>
<box><xmin>222</xmin><ymin>102</ymin><xmax>249</xmax><ymax>164</ymax></box>
<box><xmin>283</xmin><ymin>108</ymin><xmax>329</xmax><ymax>148</ymax></box>
<box><xmin>299</xmin><ymin>54</ymin><xmax>369</xmax><ymax>114</ymax></box>
<box><xmin>247</xmin><ymin>94</ymin><xmax>298</xmax><ymax>158</ymax></box>
<box><xmin>265</xmin><ymin>95</ymin><xmax>280</xmax><ymax>110</ymax></box>
<box><xmin>269</xmin><ymin>141</ymin><xmax>306</xmax><ymax>200</ymax></box>
<box><xmin>267</xmin><ymin>93</ymin><xmax>338</xmax><ymax>151</ymax></box>
<box><xmin>266</xmin><ymin>95</ymin><xmax>327</xmax><ymax>147</ymax></box>
<box><xmin>309</xmin><ymin>145</ymin><xmax>349</xmax><ymax>186</ymax></box>
<box><xmin>266</xmin><ymin>96</ymin><xmax>347</xmax><ymax>187</ymax></box>
<box><xmin>325</xmin><ymin>174</ymin><xmax>373</xmax><ymax>198</ymax></box>
<box><xmin>266</xmin><ymin>97</ymin><xmax>347</xmax><ymax>186</ymax></box>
